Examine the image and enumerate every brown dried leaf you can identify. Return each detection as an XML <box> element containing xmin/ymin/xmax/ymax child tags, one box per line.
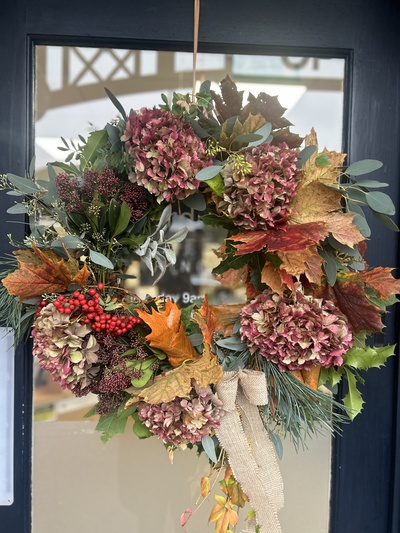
<box><xmin>357</xmin><ymin>267</ymin><xmax>400</xmax><ymax>299</ymax></box>
<box><xmin>302</xmin><ymin>129</ymin><xmax>346</xmax><ymax>186</ymax></box>
<box><xmin>2</xmin><ymin>244</ymin><xmax>83</xmax><ymax>301</ymax></box>
<box><xmin>242</xmin><ymin>92</ymin><xmax>291</xmax><ymax>129</ymax></box>
<box><xmin>139</xmin><ymin>344</ymin><xmax>223</xmax><ymax>404</ymax></box>
<box><xmin>261</xmin><ymin>261</ymin><xmax>285</xmax><ymax>295</ymax></box>
<box><xmin>211</xmin><ymin>76</ymin><xmax>244</xmax><ymax>123</ymax></box>
<box><xmin>219</xmin><ymin>113</ymin><xmax>266</xmax><ymax>149</ymax></box>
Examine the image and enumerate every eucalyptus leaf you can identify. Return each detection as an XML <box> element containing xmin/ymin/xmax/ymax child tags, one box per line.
<box><xmin>346</xmin><ymin>159</ymin><xmax>383</xmax><ymax>176</ymax></box>
<box><xmin>365</xmin><ymin>191</ymin><xmax>395</xmax><ymax>215</ymax></box>
<box><xmin>7</xmin><ymin>203</ymin><xmax>27</xmax><ymax>214</ymax></box>
<box><xmin>345</xmin><ymin>187</ymin><xmax>367</xmax><ymax>204</ymax></box>
<box><xmin>248</xmin><ymin>123</ymin><xmax>272</xmax><ymax>147</ymax></box>
<box><xmin>187</xmin><ymin>333</ymin><xmax>203</xmax><ymax>347</ymax></box>
<box><xmin>89</xmin><ymin>249</ymin><xmax>114</xmax><ymax>269</ymax></box>
<box><xmin>296</xmin><ymin>145</ymin><xmax>317</xmax><ymax>168</ymax></box>
<box><xmin>346</xmin><ymin>200</ymin><xmax>365</xmax><ymax>217</ymax></box>
<box><xmin>352</xmin><ymin>214</ymin><xmax>371</xmax><ymax>237</ymax></box>
<box><xmin>104</xmin><ymin>87</ymin><xmax>127</xmax><ymax>120</ymax></box>
<box><xmin>53</xmin><ymin>235</ymin><xmax>84</xmax><ymax>249</ymax></box>
<box><xmin>195</xmin><ymin>165</ymin><xmax>223</xmax><ymax>182</ymax></box>
<box><xmin>371</xmin><ymin>210</ymin><xmax>400</xmax><ymax>231</ymax></box>
<box><xmin>233</xmin><ymin>133</ymin><xmax>263</xmax><ymax>144</ymax></box>
<box><xmin>181</xmin><ymin>192</ymin><xmax>207</xmax><ymax>211</ymax></box>
<box><xmin>353</xmin><ymin>179</ymin><xmax>389</xmax><ymax>188</ymax></box>
<box><xmin>6</xmin><ymin>191</ymin><xmax>24</xmax><ymax>196</ymax></box>
<box><xmin>319</xmin><ymin>250</ymin><xmax>338</xmax><ymax>286</ymax></box>
<box><xmin>201</xmin><ymin>435</ymin><xmax>218</xmax><ymax>463</ymax></box>
<box><xmin>7</xmin><ymin>173</ymin><xmax>40</xmax><ymax>194</ymax></box>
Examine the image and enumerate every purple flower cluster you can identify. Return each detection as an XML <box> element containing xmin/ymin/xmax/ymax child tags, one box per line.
<box><xmin>240</xmin><ymin>287</ymin><xmax>353</xmax><ymax>371</ymax></box>
<box><xmin>32</xmin><ymin>303</ymin><xmax>99</xmax><ymax>393</ymax></box>
<box><xmin>219</xmin><ymin>142</ymin><xmax>301</xmax><ymax>230</ymax></box>
<box><xmin>55</xmin><ymin>168</ymin><xmax>148</xmax><ymax>222</ymax></box>
<box><xmin>137</xmin><ymin>383</ymin><xmax>223</xmax><ymax>448</ymax></box>
<box><xmin>123</xmin><ymin>107</ymin><xmax>211</xmax><ymax>203</ymax></box>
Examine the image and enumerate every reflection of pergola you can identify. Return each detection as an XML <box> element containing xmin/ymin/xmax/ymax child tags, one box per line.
<box><xmin>36</xmin><ymin>47</ymin><xmax>342</xmax><ymax>119</ymax></box>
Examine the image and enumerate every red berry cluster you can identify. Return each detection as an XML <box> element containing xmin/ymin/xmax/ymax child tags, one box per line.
<box><xmin>36</xmin><ymin>284</ymin><xmax>141</xmax><ymax>337</ymax></box>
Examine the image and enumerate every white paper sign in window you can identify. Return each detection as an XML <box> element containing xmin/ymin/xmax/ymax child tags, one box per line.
<box><xmin>0</xmin><ymin>328</ymin><xmax>14</xmax><ymax>505</ymax></box>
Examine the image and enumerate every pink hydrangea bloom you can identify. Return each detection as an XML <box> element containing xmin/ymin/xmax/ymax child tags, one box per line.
<box><xmin>137</xmin><ymin>383</ymin><xmax>223</xmax><ymax>448</ymax></box>
<box><xmin>123</xmin><ymin>107</ymin><xmax>211</xmax><ymax>203</ymax></box>
<box><xmin>32</xmin><ymin>303</ymin><xmax>99</xmax><ymax>394</ymax></box>
<box><xmin>218</xmin><ymin>142</ymin><xmax>301</xmax><ymax>230</ymax></box>
<box><xmin>240</xmin><ymin>286</ymin><xmax>353</xmax><ymax>371</ymax></box>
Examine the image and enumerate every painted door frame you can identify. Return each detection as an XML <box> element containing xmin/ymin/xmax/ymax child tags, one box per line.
<box><xmin>0</xmin><ymin>1</ymin><xmax>399</xmax><ymax>531</ymax></box>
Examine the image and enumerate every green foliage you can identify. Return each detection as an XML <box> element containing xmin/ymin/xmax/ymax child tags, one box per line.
<box><xmin>95</xmin><ymin>408</ymin><xmax>129</xmax><ymax>443</ymax></box>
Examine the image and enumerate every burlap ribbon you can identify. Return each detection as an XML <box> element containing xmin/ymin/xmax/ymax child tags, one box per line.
<box><xmin>215</xmin><ymin>370</ymin><xmax>284</xmax><ymax>533</ymax></box>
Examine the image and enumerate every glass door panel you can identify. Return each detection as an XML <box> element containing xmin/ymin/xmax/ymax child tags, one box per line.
<box><xmin>33</xmin><ymin>45</ymin><xmax>344</xmax><ymax>533</ymax></box>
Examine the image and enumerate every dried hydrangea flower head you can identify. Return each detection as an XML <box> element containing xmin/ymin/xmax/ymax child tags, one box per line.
<box><xmin>137</xmin><ymin>382</ymin><xmax>223</xmax><ymax>448</ymax></box>
<box><xmin>218</xmin><ymin>142</ymin><xmax>301</xmax><ymax>230</ymax></box>
<box><xmin>240</xmin><ymin>285</ymin><xmax>353</xmax><ymax>371</ymax></box>
<box><xmin>123</xmin><ymin>107</ymin><xmax>211</xmax><ymax>203</ymax></box>
<box><xmin>32</xmin><ymin>303</ymin><xmax>99</xmax><ymax>394</ymax></box>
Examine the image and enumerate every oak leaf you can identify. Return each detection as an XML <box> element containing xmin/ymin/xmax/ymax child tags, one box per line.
<box><xmin>2</xmin><ymin>244</ymin><xmax>89</xmax><ymax>301</ymax></box>
<box><xmin>193</xmin><ymin>299</ymin><xmax>243</xmax><ymax>340</ymax></box>
<box><xmin>135</xmin><ymin>299</ymin><xmax>199</xmax><ymax>368</ymax></box>
<box><xmin>139</xmin><ymin>344</ymin><xmax>223</xmax><ymax>404</ymax></box>
<box><xmin>229</xmin><ymin>222</ymin><xmax>328</xmax><ymax>255</ymax></box>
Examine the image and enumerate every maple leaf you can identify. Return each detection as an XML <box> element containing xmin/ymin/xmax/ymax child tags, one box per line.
<box><xmin>242</xmin><ymin>92</ymin><xmax>292</xmax><ymax>130</ymax></box>
<box><xmin>290</xmin><ymin>181</ymin><xmax>343</xmax><ymax>223</ymax></box>
<box><xmin>139</xmin><ymin>344</ymin><xmax>223</xmax><ymax>404</ymax></box>
<box><xmin>229</xmin><ymin>222</ymin><xmax>328</xmax><ymax>255</ymax></box>
<box><xmin>2</xmin><ymin>244</ymin><xmax>87</xmax><ymax>301</ymax></box>
<box><xmin>318</xmin><ymin>274</ymin><xmax>384</xmax><ymax>333</ymax></box>
<box><xmin>279</xmin><ymin>245</ymin><xmax>324</xmax><ymax>286</ymax></box>
<box><xmin>215</xmin><ymin>265</ymin><xmax>248</xmax><ymax>288</ymax></box>
<box><xmin>135</xmin><ymin>299</ymin><xmax>199</xmax><ymax>368</ymax></box>
<box><xmin>302</xmin><ymin>128</ymin><xmax>346</xmax><ymax>186</ymax></box>
<box><xmin>211</xmin><ymin>76</ymin><xmax>244</xmax><ymax>123</ymax></box>
<box><xmin>261</xmin><ymin>261</ymin><xmax>285</xmax><ymax>294</ymax></box>
<box><xmin>271</xmin><ymin>126</ymin><xmax>303</xmax><ymax>148</ymax></box>
<box><xmin>219</xmin><ymin>113</ymin><xmax>266</xmax><ymax>149</ymax></box>
<box><xmin>359</xmin><ymin>267</ymin><xmax>400</xmax><ymax>299</ymax></box>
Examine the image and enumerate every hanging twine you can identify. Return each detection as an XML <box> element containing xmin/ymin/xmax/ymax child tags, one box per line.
<box><xmin>215</xmin><ymin>370</ymin><xmax>284</xmax><ymax>533</ymax></box>
<box><xmin>192</xmin><ymin>0</ymin><xmax>200</xmax><ymax>99</ymax></box>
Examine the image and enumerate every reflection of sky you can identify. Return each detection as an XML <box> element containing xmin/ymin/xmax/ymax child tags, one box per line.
<box><xmin>35</xmin><ymin>50</ymin><xmax>344</xmax><ymax>169</ymax></box>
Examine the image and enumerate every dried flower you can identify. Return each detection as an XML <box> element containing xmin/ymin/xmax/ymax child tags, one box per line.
<box><xmin>218</xmin><ymin>142</ymin><xmax>301</xmax><ymax>230</ymax></box>
<box><xmin>137</xmin><ymin>382</ymin><xmax>223</xmax><ymax>448</ymax></box>
<box><xmin>123</xmin><ymin>107</ymin><xmax>211</xmax><ymax>203</ymax></box>
<box><xmin>32</xmin><ymin>303</ymin><xmax>99</xmax><ymax>393</ymax></box>
<box><xmin>240</xmin><ymin>286</ymin><xmax>353</xmax><ymax>371</ymax></box>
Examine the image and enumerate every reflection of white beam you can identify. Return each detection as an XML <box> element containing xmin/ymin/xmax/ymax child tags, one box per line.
<box><xmin>0</xmin><ymin>329</ymin><xmax>14</xmax><ymax>505</ymax></box>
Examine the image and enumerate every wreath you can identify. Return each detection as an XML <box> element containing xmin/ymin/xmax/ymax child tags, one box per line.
<box><xmin>1</xmin><ymin>76</ymin><xmax>399</xmax><ymax>532</ymax></box>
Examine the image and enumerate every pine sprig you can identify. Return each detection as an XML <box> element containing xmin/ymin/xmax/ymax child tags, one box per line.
<box><xmin>257</xmin><ymin>356</ymin><xmax>349</xmax><ymax>449</ymax></box>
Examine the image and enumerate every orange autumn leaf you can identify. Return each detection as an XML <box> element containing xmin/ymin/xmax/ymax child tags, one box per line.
<box><xmin>192</xmin><ymin>295</ymin><xmax>216</xmax><ymax>344</ymax></box>
<box><xmin>209</xmin><ymin>496</ymin><xmax>239</xmax><ymax>533</ymax></box>
<box><xmin>2</xmin><ymin>244</ymin><xmax>89</xmax><ymax>301</ymax></box>
<box><xmin>135</xmin><ymin>299</ymin><xmax>199</xmax><ymax>368</ymax></box>
<box><xmin>215</xmin><ymin>265</ymin><xmax>248</xmax><ymax>288</ymax></box>
<box><xmin>139</xmin><ymin>344</ymin><xmax>223</xmax><ymax>404</ymax></box>
<box><xmin>230</xmin><ymin>222</ymin><xmax>328</xmax><ymax>255</ymax></box>
<box><xmin>301</xmin><ymin>365</ymin><xmax>321</xmax><ymax>390</ymax></box>
<box><xmin>359</xmin><ymin>267</ymin><xmax>400</xmax><ymax>299</ymax></box>
<box><xmin>261</xmin><ymin>261</ymin><xmax>285</xmax><ymax>295</ymax></box>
